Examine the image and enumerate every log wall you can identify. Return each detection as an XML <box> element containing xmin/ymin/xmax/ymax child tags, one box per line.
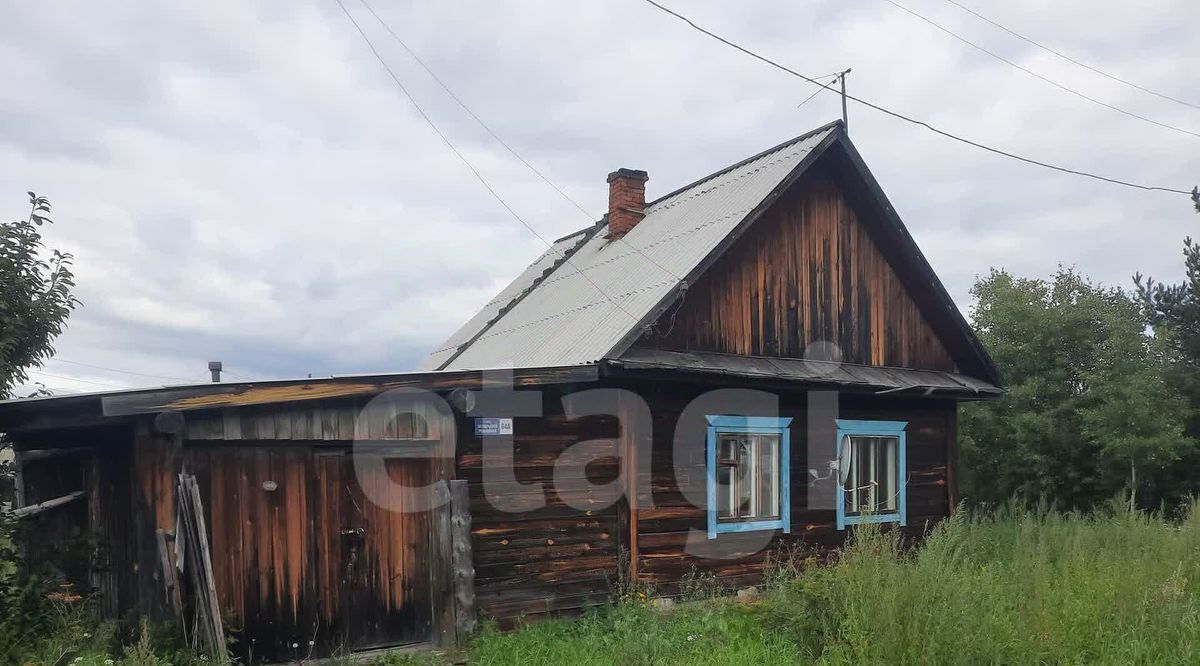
<box><xmin>631</xmin><ymin>382</ymin><xmax>955</xmax><ymax>593</ymax></box>
<box><xmin>456</xmin><ymin>387</ymin><xmax>621</xmax><ymax>626</ymax></box>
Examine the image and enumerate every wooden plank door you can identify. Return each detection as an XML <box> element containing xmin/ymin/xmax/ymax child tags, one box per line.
<box><xmin>194</xmin><ymin>446</ymin><xmax>434</xmax><ymax>661</ymax></box>
<box><xmin>326</xmin><ymin>451</ymin><xmax>433</xmax><ymax>651</ymax></box>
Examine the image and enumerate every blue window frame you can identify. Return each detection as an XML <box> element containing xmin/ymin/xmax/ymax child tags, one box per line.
<box><xmin>835</xmin><ymin>419</ymin><xmax>907</xmax><ymax>530</ymax></box>
<box><xmin>706</xmin><ymin>415</ymin><xmax>792</xmax><ymax>539</ymax></box>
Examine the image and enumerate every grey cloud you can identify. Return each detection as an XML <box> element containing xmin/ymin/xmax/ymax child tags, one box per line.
<box><xmin>1</xmin><ymin>0</ymin><xmax>1197</xmax><ymax>393</ymax></box>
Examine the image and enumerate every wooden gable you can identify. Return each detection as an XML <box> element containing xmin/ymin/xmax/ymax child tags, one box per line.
<box><xmin>636</xmin><ymin>159</ymin><xmax>958</xmax><ymax>374</ymax></box>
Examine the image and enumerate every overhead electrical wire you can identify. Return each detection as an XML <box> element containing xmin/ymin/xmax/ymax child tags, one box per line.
<box><xmin>881</xmin><ymin>0</ymin><xmax>1200</xmax><ymax>140</ymax></box>
<box><xmin>332</xmin><ymin>0</ymin><xmax>640</xmax><ymax>322</ymax></box>
<box><xmin>50</xmin><ymin>357</ymin><xmax>195</xmax><ymax>383</ymax></box>
<box><xmin>354</xmin><ymin>0</ymin><xmax>684</xmax><ymax>284</ymax></box>
<box><xmin>26</xmin><ymin>369</ymin><xmax>127</xmax><ymax>389</ymax></box>
<box><xmin>942</xmin><ymin>0</ymin><xmax>1200</xmax><ymax>112</ymax></box>
<box><xmin>641</xmin><ymin>0</ymin><xmax>1193</xmax><ymax>197</ymax></box>
<box><xmin>797</xmin><ymin>76</ymin><xmax>841</xmax><ymax>109</ymax></box>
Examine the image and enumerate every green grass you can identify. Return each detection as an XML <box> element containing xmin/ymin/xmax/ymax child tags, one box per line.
<box><xmin>451</xmin><ymin>502</ymin><xmax>1200</xmax><ymax>665</ymax></box>
<box><xmin>6</xmin><ymin>503</ymin><xmax>1198</xmax><ymax>664</ymax></box>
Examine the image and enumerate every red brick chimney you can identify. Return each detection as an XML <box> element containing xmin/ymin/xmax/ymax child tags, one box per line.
<box><xmin>606</xmin><ymin>168</ymin><xmax>649</xmax><ymax>239</ymax></box>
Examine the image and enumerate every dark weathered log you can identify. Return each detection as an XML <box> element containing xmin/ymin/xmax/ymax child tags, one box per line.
<box><xmin>450</xmin><ymin>479</ymin><xmax>476</xmax><ymax>640</ymax></box>
<box><xmin>13</xmin><ymin>448</ymin><xmax>85</xmax><ymax>464</ymax></box>
<box><xmin>10</xmin><ymin>490</ymin><xmax>84</xmax><ymax>518</ymax></box>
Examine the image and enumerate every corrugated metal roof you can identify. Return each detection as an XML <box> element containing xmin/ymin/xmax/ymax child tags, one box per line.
<box><xmin>418</xmin><ymin>227</ymin><xmax>594</xmax><ymax>370</ymax></box>
<box><xmin>610</xmin><ymin>349</ymin><xmax>1003</xmax><ymax>399</ymax></box>
<box><xmin>426</xmin><ymin>123</ymin><xmax>838</xmax><ymax>370</ymax></box>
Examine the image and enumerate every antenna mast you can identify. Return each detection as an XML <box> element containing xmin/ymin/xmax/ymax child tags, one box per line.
<box><xmin>839</xmin><ymin>68</ymin><xmax>852</xmax><ymax>132</ymax></box>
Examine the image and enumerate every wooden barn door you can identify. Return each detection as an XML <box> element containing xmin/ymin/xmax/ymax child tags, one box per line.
<box><xmin>319</xmin><ymin>450</ymin><xmax>434</xmax><ymax>651</ymax></box>
<box><xmin>192</xmin><ymin>446</ymin><xmax>435</xmax><ymax>662</ymax></box>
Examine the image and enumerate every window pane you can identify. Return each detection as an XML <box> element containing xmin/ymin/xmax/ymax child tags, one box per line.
<box><xmin>738</xmin><ymin>437</ymin><xmax>755</xmax><ymax>518</ymax></box>
<box><xmin>719</xmin><ymin>435</ymin><xmax>737</xmax><ymax>463</ymax></box>
<box><xmin>883</xmin><ymin>438</ymin><xmax>896</xmax><ymax>511</ymax></box>
<box><xmin>757</xmin><ymin>435</ymin><xmax>779</xmax><ymax>518</ymax></box>
<box><xmin>844</xmin><ymin>435</ymin><xmax>899</xmax><ymax>516</ymax></box>
<box><xmin>717</xmin><ymin>465</ymin><xmax>734</xmax><ymax>518</ymax></box>
<box><xmin>714</xmin><ymin>430</ymin><xmax>785</xmax><ymax>524</ymax></box>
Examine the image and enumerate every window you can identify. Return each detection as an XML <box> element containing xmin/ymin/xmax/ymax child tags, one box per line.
<box><xmin>835</xmin><ymin>420</ymin><xmax>907</xmax><ymax>529</ymax></box>
<box><xmin>706</xmin><ymin>416</ymin><xmax>792</xmax><ymax>539</ymax></box>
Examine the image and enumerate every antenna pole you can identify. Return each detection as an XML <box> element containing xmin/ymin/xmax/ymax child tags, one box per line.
<box><xmin>839</xmin><ymin>68</ymin><xmax>852</xmax><ymax>132</ymax></box>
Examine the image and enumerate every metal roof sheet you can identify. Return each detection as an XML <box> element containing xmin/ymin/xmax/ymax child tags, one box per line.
<box><xmin>426</xmin><ymin>124</ymin><xmax>837</xmax><ymax>370</ymax></box>
<box><xmin>418</xmin><ymin>228</ymin><xmax>593</xmax><ymax>370</ymax></box>
<box><xmin>610</xmin><ymin>349</ymin><xmax>1003</xmax><ymax>399</ymax></box>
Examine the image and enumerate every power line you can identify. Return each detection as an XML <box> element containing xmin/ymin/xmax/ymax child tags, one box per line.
<box><xmin>13</xmin><ymin>383</ymin><xmax>83</xmax><ymax>397</ymax></box>
<box><xmin>26</xmin><ymin>369</ymin><xmax>127</xmax><ymax>389</ymax></box>
<box><xmin>882</xmin><ymin>0</ymin><xmax>1200</xmax><ymax>140</ymax></box>
<box><xmin>797</xmin><ymin>76</ymin><xmax>840</xmax><ymax>110</ymax></box>
<box><xmin>355</xmin><ymin>0</ymin><xmax>684</xmax><ymax>284</ymax></box>
<box><xmin>943</xmin><ymin>0</ymin><xmax>1200</xmax><ymax>112</ymax></box>
<box><xmin>332</xmin><ymin>0</ymin><xmax>640</xmax><ymax>322</ymax></box>
<box><xmin>641</xmin><ymin>0</ymin><xmax>1193</xmax><ymax>197</ymax></box>
<box><xmin>50</xmin><ymin>357</ymin><xmax>195</xmax><ymax>383</ymax></box>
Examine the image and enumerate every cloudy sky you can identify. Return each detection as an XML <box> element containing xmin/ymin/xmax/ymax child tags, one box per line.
<box><xmin>2</xmin><ymin>0</ymin><xmax>1196</xmax><ymax>394</ymax></box>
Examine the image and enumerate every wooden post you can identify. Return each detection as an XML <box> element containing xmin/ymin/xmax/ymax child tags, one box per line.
<box><xmin>946</xmin><ymin>404</ymin><xmax>959</xmax><ymax>514</ymax></box>
<box><xmin>618</xmin><ymin>393</ymin><xmax>639</xmax><ymax>581</ymax></box>
<box><xmin>12</xmin><ymin>449</ymin><xmax>26</xmax><ymax>510</ymax></box>
<box><xmin>839</xmin><ymin>69</ymin><xmax>851</xmax><ymax>132</ymax></box>
<box><xmin>429</xmin><ymin>480</ymin><xmax>455</xmax><ymax>647</ymax></box>
<box><xmin>449</xmin><ymin>479</ymin><xmax>475</xmax><ymax>639</ymax></box>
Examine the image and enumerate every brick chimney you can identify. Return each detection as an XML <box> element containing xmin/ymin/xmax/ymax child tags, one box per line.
<box><xmin>606</xmin><ymin>168</ymin><xmax>649</xmax><ymax>239</ymax></box>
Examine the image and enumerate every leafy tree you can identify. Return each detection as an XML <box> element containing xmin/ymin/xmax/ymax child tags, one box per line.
<box><xmin>0</xmin><ymin>193</ymin><xmax>79</xmax><ymax>399</ymax></box>
<box><xmin>1136</xmin><ymin>237</ymin><xmax>1200</xmax><ymax>508</ymax></box>
<box><xmin>960</xmin><ymin>267</ymin><xmax>1194</xmax><ymax>511</ymax></box>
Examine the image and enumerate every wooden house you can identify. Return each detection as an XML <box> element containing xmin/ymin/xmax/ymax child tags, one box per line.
<box><xmin>0</xmin><ymin>120</ymin><xmax>1002</xmax><ymax>661</ymax></box>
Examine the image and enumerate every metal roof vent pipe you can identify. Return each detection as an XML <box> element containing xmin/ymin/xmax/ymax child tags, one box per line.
<box><xmin>208</xmin><ymin>361</ymin><xmax>223</xmax><ymax>383</ymax></box>
<box><xmin>605</xmin><ymin>168</ymin><xmax>648</xmax><ymax>240</ymax></box>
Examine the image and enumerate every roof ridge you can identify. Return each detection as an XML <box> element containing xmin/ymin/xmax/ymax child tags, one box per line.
<box><xmin>644</xmin><ymin>119</ymin><xmax>843</xmax><ymax>209</ymax></box>
<box><xmin>542</xmin><ymin>121</ymin><xmax>841</xmax><ymax>247</ymax></box>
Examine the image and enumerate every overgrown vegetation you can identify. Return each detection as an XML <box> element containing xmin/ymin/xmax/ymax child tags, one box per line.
<box><xmin>455</xmin><ymin>504</ymin><xmax>1200</xmax><ymax>665</ymax></box>
<box><xmin>961</xmin><ymin>265</ymin><xmax>1199</xmax><ymax>512</ymax></box>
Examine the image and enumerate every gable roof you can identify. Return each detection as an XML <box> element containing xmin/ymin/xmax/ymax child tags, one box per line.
<box><xmin>423</xmin><ymin>121</ymin><xmax>1001</xmax><ymax>386</ymax></box>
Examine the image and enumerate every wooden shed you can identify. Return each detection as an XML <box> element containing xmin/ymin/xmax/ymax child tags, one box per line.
<box><xmin>0</xmin><ymin>121</ymin><xmax>1002</xmax><ymax>661</ymax></box>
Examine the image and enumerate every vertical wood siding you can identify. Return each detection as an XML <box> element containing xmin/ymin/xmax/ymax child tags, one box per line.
<box><xmin>650</xmin><ymin>177</ymin><xmax>955</xmax><ymax>372</ymax></box>
<box><xmin>189</xmin><ymin>445</ymin><xmax>434</xmax><ymax>661</ymax></box>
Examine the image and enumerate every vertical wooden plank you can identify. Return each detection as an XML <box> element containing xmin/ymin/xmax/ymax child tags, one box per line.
<box><xmin>253</xmin><ymin>410</ymin><xmax>276</xmax><ymax>440</ymax></box>
<box><xmin>222</xmin><ymin>408</ymin><xmax>241</xmax><ymax>441</ymax></box>
<box><xmin>338</xmin><ymin>404</ymin><xmax>357</xmax><ymax>441</ymax></box>
<box><xmin>290</xmin><ymin>407</ymin><xmax>312</xmax><ymax>441</ymax></box>
<box><xmin>449</xmin><ymin>479</ymin><xmax>475</xmax><ymax>639</ymax></box>
<box><xmin>274</xmin><ymin>409</ymin><xmax>293</xmax><ymax>441</ymax></box>
<box><xmin>320</xmin><ymin>404</ymin><xmax>338</xmax><ymax>441</ymax></box>
<box><xmin>178</xmin><ymin>473</ymin><xmax>228</xmax><ymax>662</ymax></box>
<box><xmin>156</xmin><ymin>529</ymin><xmax>183</xmax><ymax>621</ymax></box>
